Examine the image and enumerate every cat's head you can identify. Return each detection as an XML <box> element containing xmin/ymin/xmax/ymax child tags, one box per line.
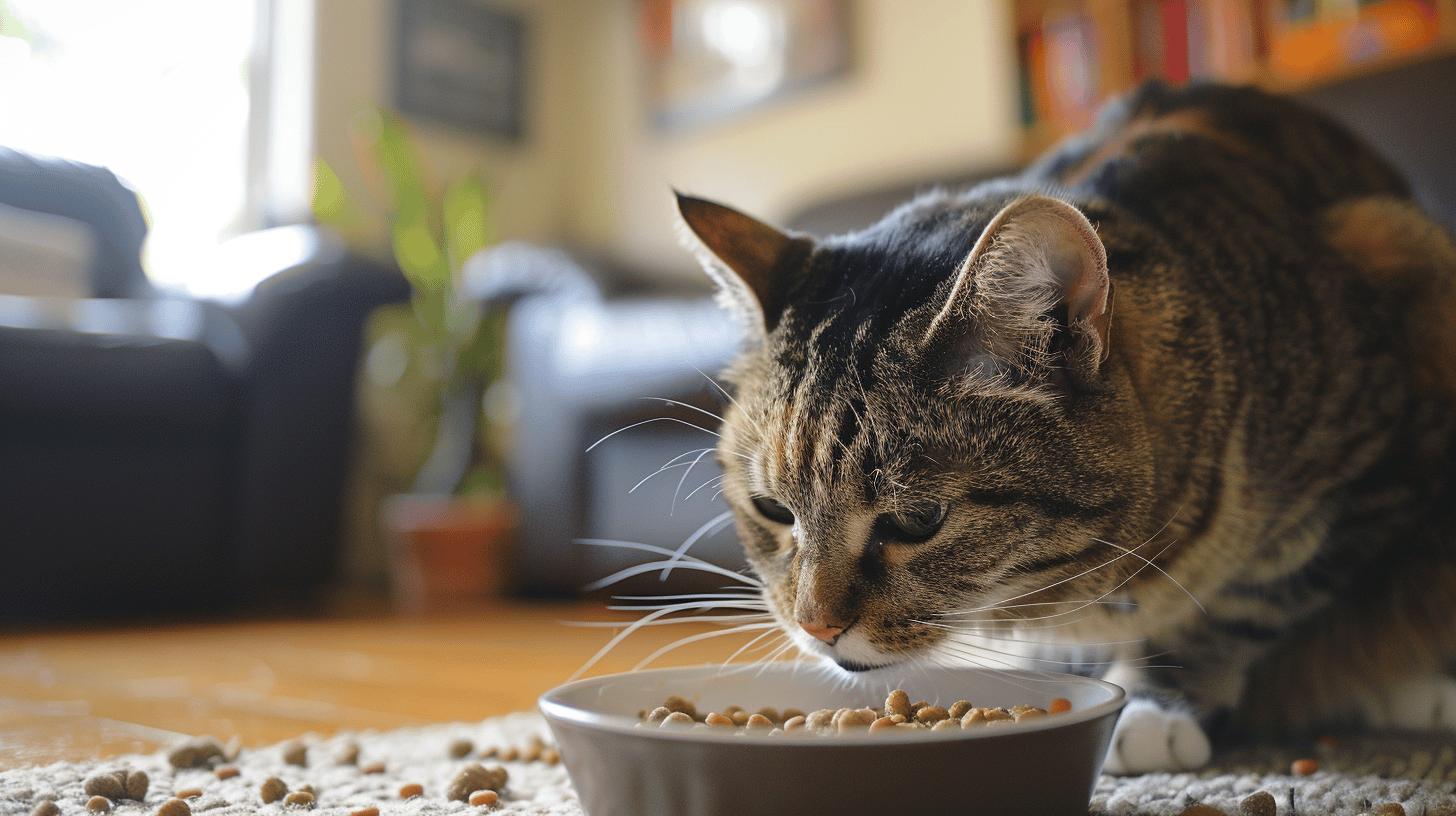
<box><xmin>677</xmin><ymin>188</ymin><xmax>1156</xmax><ymax>673</ymax></box>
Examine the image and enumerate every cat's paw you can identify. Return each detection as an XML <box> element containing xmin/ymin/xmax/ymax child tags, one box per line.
<box><xmin>1102</xmin><ymin>698</ymin><xmax>1212</xmax><ymax>775</ymax></box>
<box><xmin>1361</xmin><ymin>674</ymin><xmax>1456</xmax><ymax>730</ymax></box>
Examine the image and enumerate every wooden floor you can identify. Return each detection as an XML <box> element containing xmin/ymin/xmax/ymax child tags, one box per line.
<box><xmin>0</xmin><ymin>602</ymin><xmax>767</xmax><ymax>769</ymax></box>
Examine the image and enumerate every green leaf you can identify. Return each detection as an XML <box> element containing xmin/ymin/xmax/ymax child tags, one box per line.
<box><xmin>311</xmin><ymin>158</ymin><xmax>359</xmax><ymax>227</ymax></box>
<box><xmin>443</xmin><ymin>173</ymin><xmax>491</xmax><ymax>272</ymax></box>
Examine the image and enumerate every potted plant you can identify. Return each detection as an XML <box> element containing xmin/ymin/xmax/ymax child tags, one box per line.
<box><xmin>315</xmin><ymin>111</ymin><xmax>515</xmax><ymax>611</ymax></box>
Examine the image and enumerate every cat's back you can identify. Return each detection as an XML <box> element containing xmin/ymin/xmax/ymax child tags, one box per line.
<box><xmin>1032</xmin><ymin>81</ymin><xmax>1409</xmax><ymax>215</ymax></box>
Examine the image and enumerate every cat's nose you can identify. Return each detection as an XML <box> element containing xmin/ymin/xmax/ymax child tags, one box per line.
<box><xmin>798</xmin><ymin>618</ymin><xmax>847</xmax><ymax>644</ymax></box>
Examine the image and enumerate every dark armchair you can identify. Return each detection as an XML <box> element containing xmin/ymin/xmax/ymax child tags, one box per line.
<box><xmin>0</xmin><ymin>148</ymin><xmax>408</xmax><ymax>623</ymax></box>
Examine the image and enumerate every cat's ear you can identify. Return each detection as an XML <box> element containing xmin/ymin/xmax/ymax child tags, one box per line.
<box><xmin>675</xmin><ymin>191</ymin><xmax>810</xmax><ymax>339</ymax></box>
<box><xmin>922</xmin><ymin>194</ymin><xmax>1112</xmax><ymax>387</ymax></box>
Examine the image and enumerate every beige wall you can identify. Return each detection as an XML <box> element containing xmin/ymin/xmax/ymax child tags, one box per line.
<box><xmin>312</xmin><ymin>0</ymin><xmax>575</xmax><ymax>253</ymax></box>
<box><xmin>310</xmin><ymin>0</ymin><xmax>1018</xmax><ymax>278</ymax></box>
<box><xmin>566</xmin><ymin>0</ymin><xmax>1021</xmax><ymax>278</ymax></box>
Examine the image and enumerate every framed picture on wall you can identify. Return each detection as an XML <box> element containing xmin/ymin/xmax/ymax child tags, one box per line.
<box><xmin>393</xmin><ymin>0</ymin><xmax>526</xmax><ymax>141</ymax></box>
<box><xmin>642</xmin><ymin>0</ymin><xmax>853</xmax><ymax>131</ymax></box>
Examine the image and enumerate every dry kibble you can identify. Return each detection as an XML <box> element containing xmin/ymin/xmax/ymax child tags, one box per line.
<box><xmin>1291</xmin><ymin>757</ymin><xmax>1320</xmax><ymax>776</ymax></box>
<box><xmin>282</xmin><ymin>741</ymin><xmax>308</xmax><ymax>767</ymax></box>
<box><xmin>123</xmin><ymin>770</ymin><xmax>150</xmax><ymax>801</ymax></box>
<box><xmin>1177</xmin><ymin>806</ymin><xmax>1225</xmax><ymax>816</ymax></box>
<box><xmin>541</xmin><ymin>747</ymin><xmax>560</xmax><ymax>765</ymax></box>
<box><xmin>837</xmin><ymin>708</ymin><xmax>877</xmax><ymax>732</ymax></box>
<box><xmin>722</xmin><ymin>705</ymin><xmax>743</xmax><ymax>716</ymax></box>
<box><xmin>350</xmin><ymin>809</ymin><xmax>380</xmax><ymax>816</ymax></box>
<box><xmin>909</xmin><ymin>700</ymin><xmax>930</xmax><ymax>716</ymax></box>
<box><xmin>361</xmin><ymin>761</ymin><xmax>386</xmax><ymax>775</ymax></box>
<box><xmin>175</xmin><ymin>788</ymin><xmax>202</xmax><ymax>800</ymax></box>
<box><xmin>469</xmin><ymin>789</ymin><xmax>501</xmax><ymax>808</ymax></box>
<box><xmin>782</xmin><ymin>708</ymin><xmax>804</xmax><ymax>721</ymax></box>
<box><xmin>868</xmin><ymin>715</ymin><xmax>898</xmax><ymax>733</ymax></box>
<box><xmin>1014</xmin><ymin>707</ymin><xmax>1048</xmax><ymax>721</ymax></box>
<box><xmin>167</xmin><ymin>737</ymin><xmax>225</xmax><ymax>770</ymax></box>
<box><xmin>930</xmin><ymin>718</ymin><xmax>960</xmax><ymax>731</ymax></box>
<box><xmin>783</xmin><ymin>715</ymin><xmax>807</xmax><ymax>732</ymax></box>
<box><xmin>1049</xmin><ymin>697</ymin><xmax>1073</xmax><ymax>714</ymax></box>
<box><xmin>156</xmin><ymin>798</ymin><xmax>191</xmax><ymax>816</ymax></box>
<box><xmin>1373</xmin><ymin>805</ymin><xmax>1406</xmax><ymax>816</ymax></box>
<box><xmin>745</xmin><ymin>713</ymin><xmax>774</xmax><ymax>731</ymax></box>
<box><xmin>297</xmin><ymin>785</ymin><xmax>316</xmax><ymax>795</ymax></box>
<box><xmin>645</xmin><ymin>706</ymin><xmax>672</xmax><ymax>724</ymax></box>
<box><xmin>215</xmin><ymin>766</ymin><xmax>240</xmax><ymax>780</ymax></box>
<box><xmin>87</xmin><ymin>796</ymin><xmax>112</xmax><ymax>813</ymax></box>
<box><xmin>398</xmin><ymin>783</ymin><xmax>425</xmax><ymax>799</ymax></box>
<box><xmin>663</xmin><ymin>695</ymin><xmax>697</xmax><ymax>719</ymax></box>
<box><xmin>525</xmin><ymin>736</ymin><xmax>547</xmax><ymax>760</ymax></box>
<box><xmin>1239</xmin><ymin>791</ymin><xmax>1277</xmax><ymax>816</ymax></box>
<box><xmin>660</xmin><ymin>711</ymin><xmax>696</xmax><ymax>729</ymax></box>
<box><xmin>914</xmin><ymin>705</ymin><xmax>949</xmax><ymax>724</ymax></box>
<box><xmin>283</xmin><ymin>791</ymin><xmax>315</xmax><ymax>809</ymax></box>
<box><xmin>498</xmin><ymin>746</ymin><xmax>519</xmax><ymax>761</ymax></box>
<box><xmin>480</xmin><ymin>745</ymin><xmax>498</xmax><ymax>758</ymax></box>
<box><xmin>447</xmin><ymin>763</ymin><xmax>509</xmax><ymax>801</ymax></box>
<box><xmin>805</xmin><ymin>709</ymin><xmax>835</xmax><ymax>733</ymax></box>
<box><xmin>449</xmin><ymin>738</ymin><xmax>475</xmax><ymax>759</ymax></box>
<box><xmin>885</xmin><ymin>690</ymin><xmax>911</xmax><ymax>719</ymax></box>
<box><xmin>260</xmin><ymin>777</ymin><xmax>288</xmax><ymax>804</ymax></box>
<box><xmin>755</xmin><ymin>707</ymin><xmax>780</xmax><ymax>723</ymax></box>
<box><xmin>336</xmin><ymin>741</ymin><xmax>360</xmax><ymax>765</ymax></box>
<box><xmin>31</xmin><ymin>802</ymin><xmax>60</xmax><ymax>816</ymax></box>
<box><xmin>730</xmin><ymin>710</ymin><xmax>750</xmax><ymax>726</ymax></box>
<box><xmin>947</xmin><ymin>700</ymin><xmax>973</xmax><ymax>719</ymax></box>
<box><xmin>83</xmin><ymin>774</ymin><xmax>125</xmax><ymax>801</ymax></box>
<box><xmin>705</xmin><ymin>712</ymin><xmax>735</xmax><ymax>727</ymax></box>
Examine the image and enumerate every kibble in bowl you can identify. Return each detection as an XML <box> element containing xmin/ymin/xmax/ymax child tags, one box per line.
<box><xmin>540</xmin><ymin>664</ymin><xmax>1124</xmax><ymax>816</ymax></box>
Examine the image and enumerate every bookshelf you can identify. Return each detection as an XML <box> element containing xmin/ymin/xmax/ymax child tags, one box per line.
<box><xmin>1015</xmin><ymin>0</ymin><xmax>1456</xmax><ymax>155</ymax></box>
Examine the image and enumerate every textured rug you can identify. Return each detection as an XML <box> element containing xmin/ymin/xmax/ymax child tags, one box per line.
<box><xmin>3</xmin><ymin>712</ymin><xmax>1455</xmax><ymax>815</ymax></box>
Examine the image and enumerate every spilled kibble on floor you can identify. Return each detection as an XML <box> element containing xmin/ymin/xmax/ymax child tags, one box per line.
<box><xmin>214</xmin><ymin>766</ymin><xmax>240</xmax><ymax>780</ymax></box>
<box><xmin>469</xmin><ymin>789</ymin><xmax>501</xmax><ymax>807</ymax></box>
<box><xmin>635</xmin><ymin>689</ymin><xmax>1071</xmax><ymax>736</ymax></box>
<box><xmin>449</xmin><ymin>737</ymin><xmax>474</xmax><ymax>759</ymax></box>
<box><xmin>173</xmin><ymin>788</ymin><xmax>202</xmax><ymax>800</ymax></box>
<box><xmin>259</xmin><ymin>776</ymin><xmax>288</xmax><ymax>804</ymax></box>
<box><xmin>348</xmin><ymin>808</ymin><xmax>379</xmax><ymax>816</ymax></box>
<box><xmin>1238</xmin><ymin>790</ymin><xmax>1277</xmax><ymax>816</ymax></box>
<box><xmin>1291</xmin><ymin>757</ymin><xmax>1320</xmax><ymax>776</ymax></box>
<box><xmin>398</xmin><ymin>783</ymin><xmax>425</xmax><ymax>799</ymax></box>
<box><xmin>282</xmin><ymin>741</ymin><xmax>308</xmax><ymax>767</ymax></box>
<box><xmin>30</xmin><ymin>802</ymin><xmax>59</xmax><ymax>816</ymax></box>
<box><xmin>283</xmin><ymin>790</ymin><xmax>316</xmax><ymax>808</ymax></box>
<box><xmin>85</xmin><ymin>796</ymin><xmax>111</xmax><ymax>813</ymax></box>
<box><xmin>167</xmin><ymin>738</ymin><xmax>225</xmax><ymax>770</ymax></box>
<box><xmin>155</xmin><ymin>797</ymin><xmax>190</xmax><ymax>816</ymax></box>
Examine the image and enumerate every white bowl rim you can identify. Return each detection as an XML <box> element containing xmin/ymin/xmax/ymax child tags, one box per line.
<box><xmin>538</xmin><ymin>664</ymin><xmax>1127</xmax><ymax>746</ymax></box>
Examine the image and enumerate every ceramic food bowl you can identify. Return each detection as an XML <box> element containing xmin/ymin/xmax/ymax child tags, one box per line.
<box><xmin>540</xmin><ymin>663</ymin><xmax>1125</xmax><ymax>816</ymax></box>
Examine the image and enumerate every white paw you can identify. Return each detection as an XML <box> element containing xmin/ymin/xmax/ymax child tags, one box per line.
<box><xmin>1102</xmin><ymin>698</ymin><xmax>1212</xmax><ymax>774</ymax></box>
<box><xmin>1361</xmin><ymin>674</ymin><xmax>1456</xmax><ymax>730</ymax></box>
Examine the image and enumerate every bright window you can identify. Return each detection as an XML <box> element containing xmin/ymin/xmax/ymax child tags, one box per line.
<box><xmin>0</xmin><ymin>0</ymin><xmax>259</xmax><ymax>290</ymax></box>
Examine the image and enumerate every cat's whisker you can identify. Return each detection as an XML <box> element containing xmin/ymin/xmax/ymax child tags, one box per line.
<box><xmin>719</xmin><ymin>625</ymin><xmax>784</xmax><ymax>668</ymax></box>
<box><xmin>631</xmin><ymin>622</ymin><xmax>781</xmax><ymax>672</ymax></box>
<box><xmin>938</xmin><ymin>508</ymin><xmax>1181</xmax><ymax>619</ymax></box>
<box><xmin>613</xmin><ymin>591</ymin><xmax>763</xmax><ymax>602</ymax></box>
<box><xmin>1089</xmin><ymin>535</ymin><xmax>1206</xmax><ymax>614</ymax></box>
<box><xmin>585</xmin><ymin>416</ymin><xmax>720</xmax><ymax>454</ymax></box>
<box><xmin>564</xmin><ymin>613</ymin><xmax>773</xmax><ymax>629</ymax></box>
<box><xmin>941</xmin><ymin>537</ymin><xmax>1180</xmax><ymax>627</ymax></box>
<box><xmin>683</xmin><ymin>473</ymin><xmax>728</xmax><ymax>502</ymax></box>
<box><xmin>656</xmin><ymin>510</ymin><xmax>735</xmax><ymax>581</ymax></box>
<box><xmin>691</xmin><ymin>365</ymin><xmax>768</xmax><ymax>438</ymax></box>
<box><xmin>912</xmin><ymin>618</ymin><xmax>1146</xmax><ymax>649</ymax></box>
<box><xmin>629</xmin><ymin>447</ymin><xmax>716</xmax><ymax>494</ymax></box>
<box><xmin>582</xmin><ymin>558</ymin><xmax>761</xmax><ymax>592</ymax></box>
<box><xmin>669</xmin><ymin>448</ymin><xmax>716</xmax><ymax>515</ymax></box>
<box><xmin>568</xmin><ymin>599</ymin><xmax>760</xmax><ymax>680</ymax></box>
<box><xmin>941</xmin><ymin>632</ymin><xmax>1171</xmax><ymax>668</ymax></box>
<box><xmin>642</xmin><ymin>396</ymin><xmax>728</xmax><ymax>427</ymax></box>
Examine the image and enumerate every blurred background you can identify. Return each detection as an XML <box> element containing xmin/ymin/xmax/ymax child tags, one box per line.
<box><xmin>2</xmin><ymin>0</ymin><xmax>1454</xmax><ymax>627</ymax></box>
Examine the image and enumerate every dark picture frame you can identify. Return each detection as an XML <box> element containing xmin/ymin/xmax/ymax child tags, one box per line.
<box><xmin>392</xmin><ymin>0</ymin><xmax>527</xmax><ymax>141</ymax></box>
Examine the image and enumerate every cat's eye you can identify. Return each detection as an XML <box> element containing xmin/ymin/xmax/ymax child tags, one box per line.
<box><xmin>751</xmin><ymin>495</ymin><xmax>796</xmax><ymax>525</ymax></box>
<box><xmin>877</xmin><ymin>502</ymin><xmax>948</xmax><ymax>543</ymax></box>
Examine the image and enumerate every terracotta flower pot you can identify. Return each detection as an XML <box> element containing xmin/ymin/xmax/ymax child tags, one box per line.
<box><xmin>382</xmin><ymin>494</ymin><xmax>516</xmax><ymax>613</ymax></box>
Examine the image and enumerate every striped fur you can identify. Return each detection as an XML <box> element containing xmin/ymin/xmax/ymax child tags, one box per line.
<box><xmin>681</xmin><ymin>81</ymin><xmax>1456</xmax><ymax>740</ymax></box>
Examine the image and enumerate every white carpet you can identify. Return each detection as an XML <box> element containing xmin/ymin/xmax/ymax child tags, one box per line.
<box><xmin>3</xmin><ymin>713</ymin><xmax>1455</xmax><ymax>815</ymax></box>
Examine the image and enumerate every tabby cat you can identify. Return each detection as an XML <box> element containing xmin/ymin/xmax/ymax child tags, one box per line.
<box><xmin>674</xmin><ymin>82</ymin><xmax>1456</xmax><ymax>772</ymax></box>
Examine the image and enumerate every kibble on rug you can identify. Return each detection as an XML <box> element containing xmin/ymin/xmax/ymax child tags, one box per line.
<box><xmin>2</xmin><ymin>713</ymin><xmax>1455</xmax><ymax>815</ymax></box>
